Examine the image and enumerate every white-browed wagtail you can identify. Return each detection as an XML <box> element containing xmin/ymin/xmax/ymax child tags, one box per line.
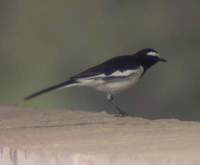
<box><xmin>25</xmin><ymin>48</ymin><xmax>167</xmax><ymax>116</ymax></box>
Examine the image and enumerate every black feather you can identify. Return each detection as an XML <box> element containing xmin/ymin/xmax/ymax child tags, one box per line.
<box><xmin>24</xmin><ymin>79</ymin><xmax>75</xmax><ymax>101</ymax></box>
<box><xmin>72</xmin><ymin>55</ymin><xmax>140</xmax><ymax>79</ymax></box>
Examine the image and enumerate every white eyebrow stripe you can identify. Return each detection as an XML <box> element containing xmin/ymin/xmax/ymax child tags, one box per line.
<box><xmin>146</xmin><ymin>51</ymin><xmax>160</xmax><ymax>57</ymax></box>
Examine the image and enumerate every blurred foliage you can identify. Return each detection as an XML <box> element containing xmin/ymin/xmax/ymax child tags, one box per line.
<box><xmin>0</xmin><ymin>0</ymin><xmax>199</xmax><ymax>120</ymax></box>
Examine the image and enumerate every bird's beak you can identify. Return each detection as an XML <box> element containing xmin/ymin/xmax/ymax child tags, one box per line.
<box><xmin>159</xmin><ymin>57</ymin><xmax>167</xmax><ymax>63</ymax></box>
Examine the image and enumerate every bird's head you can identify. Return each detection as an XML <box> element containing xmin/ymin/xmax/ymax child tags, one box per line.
<box><xmin>135</xmin><ymin>48</ymin><xmax>167</xmax><ymax>70</ymax></box>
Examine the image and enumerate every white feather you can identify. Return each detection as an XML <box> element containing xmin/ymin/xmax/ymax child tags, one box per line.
<box><xmin>110</xmin><ymin>70</ymin><xmax>137</xmax><ymax>77</ymax></box>
<box><xmin>77</xmin><ymin>74</ymin><xmax>106</xmax><ymax>83</ymax></box>
<box><xmin>76</xmin><ymin>68</ymin><xmax>142</xmax><ymax>90</ymax></box>
<box><xmin>96</xmin><ymin>66</ymin><xmax>144</xmax><ymax>93</ymax></box>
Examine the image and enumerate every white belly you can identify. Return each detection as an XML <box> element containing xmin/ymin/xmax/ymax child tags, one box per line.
<box><xmin>96</xmin><ymin>74</ymin><xmax>140</xmax><ymax>93</ymax></box>
<box><xmin>77</xmin><ymin>66</ymin><xmax>144</xmax><ymax>93</ymax></box>
<box><xmin>95</xmin><ymin>67</ymin><xmax>144</xmax><ymax>93</ymax></box>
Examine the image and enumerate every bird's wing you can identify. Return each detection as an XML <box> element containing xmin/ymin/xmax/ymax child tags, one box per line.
<box><xmin>71</xmin><ymin>55</ymin><xmax>141</xmax><ymax>80</ymax></box>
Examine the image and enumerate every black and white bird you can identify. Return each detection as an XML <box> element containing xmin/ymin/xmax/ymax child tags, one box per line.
<box><xmin>25</xmin><ymin>48</ymin><xmax>167</xmax><ymax>116</ymax></box>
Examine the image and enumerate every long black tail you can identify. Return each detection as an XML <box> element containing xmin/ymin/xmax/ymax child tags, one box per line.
<box><xmin>24</xmin><ymin>79</ymin><xmax>76</xmax><ymax>101</ymax></box>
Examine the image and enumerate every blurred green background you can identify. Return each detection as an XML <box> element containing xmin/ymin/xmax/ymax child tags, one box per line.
<box><xmin>0</xmin><ymin>0</ymin><xmax>199</xmax><ymax>120</ymax></box>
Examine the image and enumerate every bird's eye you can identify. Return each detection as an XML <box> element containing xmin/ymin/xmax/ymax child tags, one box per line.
<box><xmin>146</xmin><ymin>51</ymin><xmax>159</xmax><ymax>57</ymax></box>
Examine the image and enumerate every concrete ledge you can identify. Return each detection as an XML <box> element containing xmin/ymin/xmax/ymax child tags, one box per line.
<box><xmin>0</xmin><ymin>107</ymin><xmax>200</xmax><ymax>165</ymax></box>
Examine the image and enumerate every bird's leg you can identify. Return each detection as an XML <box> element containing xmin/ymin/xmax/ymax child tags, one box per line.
<box><xmin>106</xmin><ymin>93</ymin><xmax>128</xmax><ymax>117</ymax></box>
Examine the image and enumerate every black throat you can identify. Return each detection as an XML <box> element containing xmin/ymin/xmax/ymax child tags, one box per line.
<box><xmin>141</xmin><ymin>60</ymin><xmax>157</xmax><ymax>72</ymax></box>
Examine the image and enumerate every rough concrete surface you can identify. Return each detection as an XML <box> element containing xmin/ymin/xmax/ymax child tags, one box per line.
<box><xmin>0</xmin><ymin>106</ymin><xmax>200</xmax><ymax>165</ymax></box>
